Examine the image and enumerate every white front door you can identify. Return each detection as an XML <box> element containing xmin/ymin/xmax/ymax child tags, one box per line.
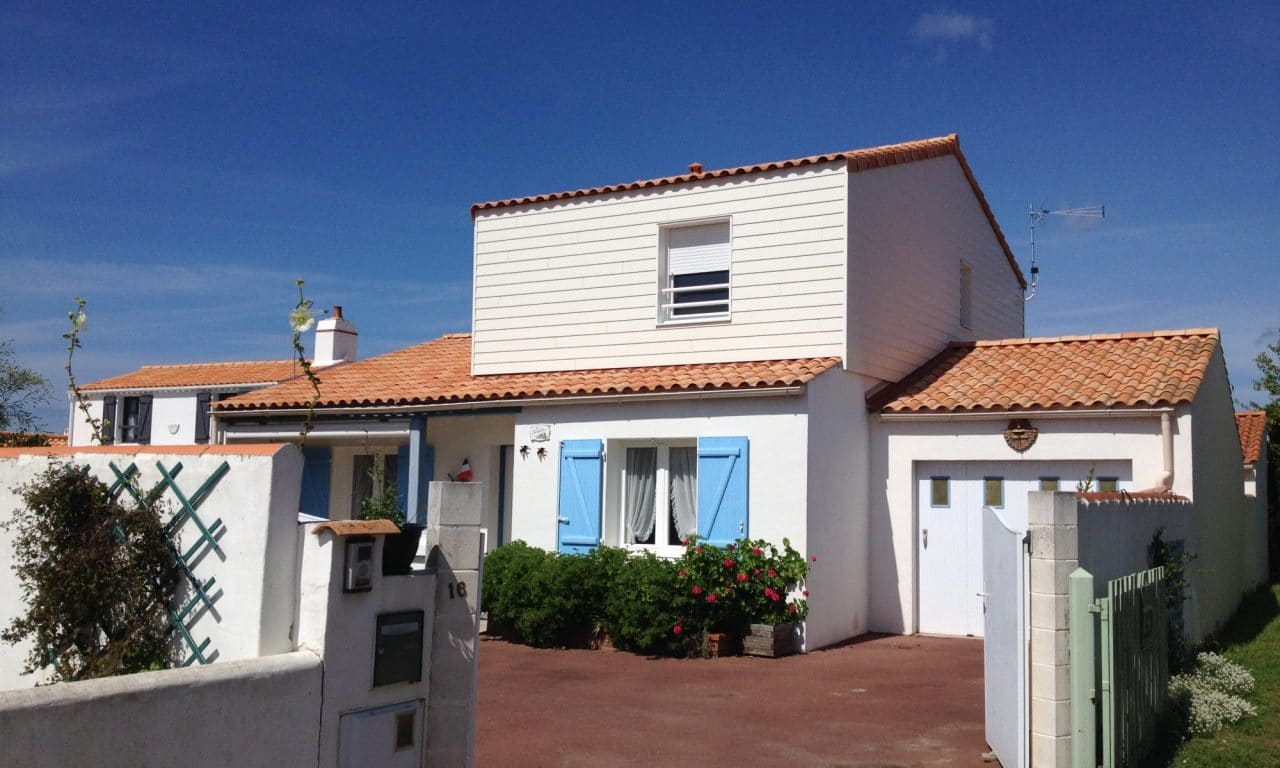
<box><xmin>918</xmin><ymin>462</ymin><xmax>983</xmax><ymax>635</ymax></box>
<box><xmin>917</xmin><ymin>459</ymin><xmax>1131</xmax><ymax>637</ymax></box>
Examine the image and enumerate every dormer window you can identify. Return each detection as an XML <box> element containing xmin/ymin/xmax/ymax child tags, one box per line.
<box><xmin>659</xmin><ymin>220</ymin><xmax>731</xmax><ymax>324</ymax></box>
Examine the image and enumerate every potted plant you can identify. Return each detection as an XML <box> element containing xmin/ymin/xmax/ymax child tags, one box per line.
<box><xmin>359</xmin><ymin>461</ymin><xmax>423</xmax><ymax>575</ymax></box>
<box><xmin>734</xmin><ymin>538</ymin><xmax>811</xmax><ymax>658</ymax></box>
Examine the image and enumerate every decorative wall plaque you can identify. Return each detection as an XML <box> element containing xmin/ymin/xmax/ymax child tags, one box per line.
<box><xmin>1003</xmin><ymin>419</ymin><xmax>1038</xmax><ymax>453</ymax></box>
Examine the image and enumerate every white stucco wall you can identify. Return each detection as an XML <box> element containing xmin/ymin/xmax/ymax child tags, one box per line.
<box><xmin>1186</xmin><ymin>350</ymin><xmax>1266</xmax><ymax>627</ymax></box>
<box><xmin>868</xmin><ymin>411</ymin><xmax>1191</xmax><ymax>634</ymax></box>
<box><xmin>803</xmin><ymin>369</ymin><xmax>873</xmax><ymax>647</ymax></box>
<box><xmin>0</xmin><ymin>445</ymin><xmax>302</xmax><ymax>689</ymax></box>
<box><xmin>512</xmin><ymin>396</ymin><xmax>810</xmax><ymax>554</ymax></box>
<box><xmin>295</xmin><ymin>524</ymin><xmax>438</xmax><ymax>768</ymax></box>
<box><xmin>0</xmin><ymin>651</ymin><xmax>322</xmax><ymax>768</ymax></box>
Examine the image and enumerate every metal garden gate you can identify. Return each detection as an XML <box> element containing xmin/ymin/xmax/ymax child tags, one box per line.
<box><xmin>1069</xmin><ymin>566</ymin><xmax>1168</xmax><ymax>768</ymax></box>
<box><xmin>982</xmin><ymin>505</ymin><xmax>1029</xmax><ymax>768</ymax></box>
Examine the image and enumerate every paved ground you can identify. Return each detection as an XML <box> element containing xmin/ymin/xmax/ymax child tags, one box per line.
<box><xmin>475</xmin><ymin>633</ymin><xmax>988</xmax><ymax>767</ymax></box>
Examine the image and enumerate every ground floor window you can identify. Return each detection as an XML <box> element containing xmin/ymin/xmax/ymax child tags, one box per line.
<box><xmin>623</xmin><ymin>443</ymin><xmax>697</xmax><ymax>549</ymax></box>
<box><xmin>351</xmin><ymin>452</ymin><xmax>399</xmax><ymax>518</ymax></box>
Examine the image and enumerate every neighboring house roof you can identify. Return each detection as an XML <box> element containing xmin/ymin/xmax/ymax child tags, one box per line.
<box><xmin>471</xmin><ymin>134</ymin><xmax>1026</xmax><ymax>289</ymax></box>
<box><xmin>1236</xmin><ymin>410</ymin><xmax>1268</xmax><ymax>466</ymax></box>
<box><xmin>79</xmin><ymin>360</ymin><xmax>301</xmax><ymax>392</ymax></box>
<box><xmin>870</xmin><ymin>329</ymin><xmax>1220</xmax><ymax>414</ymax></box>
<box><xmin>214</xmin><ymin>333</ymin><xmax>840</xmax><ymax>412</ymax></box>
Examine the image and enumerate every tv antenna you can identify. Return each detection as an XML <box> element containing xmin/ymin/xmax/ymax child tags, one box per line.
<box><xmin>1025</xmin><ymin>204</ymin><xmax>1105</xmax><ymax>301</ymax></box>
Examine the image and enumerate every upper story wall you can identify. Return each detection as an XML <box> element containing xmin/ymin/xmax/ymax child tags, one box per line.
<box><xmin>471</xmin><ymin>162</ymin><xmax>848</xmax><ymax>375</ymax></box>
<box><xmin>846</xmin><ymin>155</ymin><xmax>1025</xmax><ymax>384</ymax></box>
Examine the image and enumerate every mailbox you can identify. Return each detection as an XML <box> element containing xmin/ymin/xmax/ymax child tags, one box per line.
<box><xmin>373</xmin><ymin>610</ymin><xmax>424</xmax><ymax>687</ymax></box>
<box><xmin>344</xmin><ymin>536</ymin><xmax>375</xmax><ymax>593</ymax></box>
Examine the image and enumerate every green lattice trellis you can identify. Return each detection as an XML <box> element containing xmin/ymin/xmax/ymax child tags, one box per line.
<box><xmin>108</xmin><ymin>459</ymin><xmax>229</xmax><ymax>666</ymax></box>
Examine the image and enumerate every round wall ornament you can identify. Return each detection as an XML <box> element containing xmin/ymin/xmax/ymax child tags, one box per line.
<box><xmin>1003</xmin><ymin>419</ymin><xmax>1038</xmax><ymax>453</ymax></box>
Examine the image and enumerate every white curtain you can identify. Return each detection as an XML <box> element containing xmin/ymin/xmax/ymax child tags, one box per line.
<box><xmin>669</xmin><ymin>447</ymin><xmax>697</xmax><ymax>541</ymax></box>
<box><xmin>625</xmin><ymin>448</ymin><xmax>657</xmax><ymax>543</ymax></box>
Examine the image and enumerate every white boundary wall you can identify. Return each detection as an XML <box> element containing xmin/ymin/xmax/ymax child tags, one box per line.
<box><xmin>0</xmin><ymin>651</ymin><xmax>322</xmax><ymax>768</ymax></box>
<box><xmin>0</xmin><ymin>445</ymin><xmax>302</xmax><ymax>689</ymax></box>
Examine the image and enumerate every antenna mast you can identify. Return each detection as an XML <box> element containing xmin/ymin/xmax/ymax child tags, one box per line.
<box><xmin>1025</xmin><ymin>204</ymin><xmax>1105</xmax><ymax>301</ymax></box>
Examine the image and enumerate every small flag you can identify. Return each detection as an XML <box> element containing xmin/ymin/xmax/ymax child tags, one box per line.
<box><xmin>456</xmin><ymin>457</ymin><xmax>473</xmax><ymax>482</ymax></box>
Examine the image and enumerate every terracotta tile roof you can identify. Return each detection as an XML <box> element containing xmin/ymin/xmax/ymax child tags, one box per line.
<box><xmin>1078</xmin><ymin>490</ymin><xmax>1190</xmax><ymax>503</ymax></box>
<box><xmin>0</xmin><ymin>432</ymin><xmax>66</xmax><ymax>447</ymax></box>
<box><xmin>870</xmin><ymin>329</ymin><xmax>1220</xmax><ymax>414</ymax></box>
<box><xmin>0</xmin><ymin>444</ymin><xmax>287</xmax><ymax>458</ymax></box>
<box><xmin>214</xmin><ymin>333</ymin><xmax>840</xmax><ymax>412</ymax></box>
<box><xmin>471</xmin><ymin>134</ymin><xmax>1025</xmax><ymax>288</ymax></box>
<box><xmin>1236</xmin><ymin>410</ymin><xmax>1268</xmax><ymax>465</ymax></box>
<box><xmin>80</xmin><ymin>360</ymin><xmax>301</xmax><ymax>391</ymax></box>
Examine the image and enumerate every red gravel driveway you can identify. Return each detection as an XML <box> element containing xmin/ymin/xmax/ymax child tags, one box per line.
<box><xmin>475</xmin><ymin>634</ymin><xmax>988</xmax><ymax>767</ymax></box>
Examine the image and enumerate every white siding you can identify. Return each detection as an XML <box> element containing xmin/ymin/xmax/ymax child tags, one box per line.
<box><xmin>847</xmin><ymin>156</ymin><xmax>1025</xmax><ymax>384</ymax></box>
<box><xmin>472</xmin><ymin>163</ymin><xmax>848</xmax><ymax>374</ymax></box>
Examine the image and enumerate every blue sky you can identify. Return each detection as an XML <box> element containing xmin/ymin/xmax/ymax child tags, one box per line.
<box><xmin>3</xmin><ymin>2</ymin><xmax>1277</xmax><ymax>431</ymax></box>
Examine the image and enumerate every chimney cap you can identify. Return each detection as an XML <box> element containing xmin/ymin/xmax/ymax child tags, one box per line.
<box><xmin>688</xmin><ymin>162</ymin><xmax>703</xmax><ymax>174</ymax></box>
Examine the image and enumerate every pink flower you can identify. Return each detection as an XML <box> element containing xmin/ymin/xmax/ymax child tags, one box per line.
<box><xmin>706</xmin><ymin>593</ymin><xmax>718</xmax><ymax>603</ymax></box>
<box><xmin>683</xmin><ymin>539</ymin><xmax>691</xmax><ymax>547</ymax></box>
<box><xmin>695</xmin><ymin>546</ymin><xmax>703</xmax><ymax>554</ymax></box>
<box><xmin>736</xmin><ymin>572</ymin><xmax>748</xmax><ymax>583</ymax></box>
<box><xmin>723</xmin><ymin>558</ymin><xmax>735</xmax><ymax>568</ymax></box>
<box><xmin>727</xmin><ymin>543</ymin><xmax>736</xmax><ymax>551</ymax></box>
<box><xmin>673</xmin><ymin>624</ymin><xmax>683</xmax><ymax>635</ymax></box>
<box><xmin>691</xmin><ymin>585</ymin><xmax>702</xmax><ymax>595</ymax></box>
<box><xmin>802</xmin><ymin>590</ymin><xmax>810</xmax><ymax>597</ymax></box>
<box><xmin>751</xmin><ymin>547</ymin><xmax>763</xmax><ymax>556</ymax></box>
<box><xmin>753</xmin><ymin>568</ymin><xmax>761</xmax><ymax>576</ymax></box>
<box><xmin>811</xmin><ymin>555</ymin><xmax>818</xmax><ymax>562</ymax></box>
<box><xmin>768</xmin><ymin>568</ymin><xmax>777</xmax><ymax>578</ymax></box>
<box><xmin>678</xmin><ymin>569</ymin><xmax>688</xmax><ymax>578</ymax></box>
<box><xmin>788</xmin><ymin>603</ymin><xmax>798</xmax><ymax>613</ymax></box>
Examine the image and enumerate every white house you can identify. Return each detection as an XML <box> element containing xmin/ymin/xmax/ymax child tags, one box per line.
<box><xmin>68</xmin><ymin>308</ymin><xmax>358</xmax><ymax>446</ymax></box>
<box><xmin>76</xmin><ymin>135</ymin><xmax>1267</xmax><ymax>650</ymax></box>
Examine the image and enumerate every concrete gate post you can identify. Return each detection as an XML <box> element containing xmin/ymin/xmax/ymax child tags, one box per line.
<box><xmin>1028</xmin><ymin>491</ymin><xmax>1080</xmax><ymax>768</ymax></box>
<box><xmin>424</xmin><ymin>481</ymin><xmax>486</xmax><ymax>767</ymax></box>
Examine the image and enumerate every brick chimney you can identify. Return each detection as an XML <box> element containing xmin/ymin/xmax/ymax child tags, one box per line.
<box><xmin>314</xmin><ymin>305</ymin><xmax>357</xmax><ymax>367</ymax></box>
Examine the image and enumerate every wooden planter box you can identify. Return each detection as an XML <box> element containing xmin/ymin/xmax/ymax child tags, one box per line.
<box><xmin>743</xmin><ymin>622</ymin><xmax>799</xmax><ymax>657</ymax></box>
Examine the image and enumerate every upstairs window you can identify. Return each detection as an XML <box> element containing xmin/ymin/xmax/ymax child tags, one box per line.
<box><xmin>960</xmin><ymin>263</ymin><xmax>973</xmax><ymax>329</ymax></box>
<box><xmin>660</xmin><ymin>221</ymin><xmax>730</xmax><ymax>323</ymax></box>
<box><xmin>120</xmin><ymin>396</ymin><xmax>141</xmax><ymax>443</ymax></box>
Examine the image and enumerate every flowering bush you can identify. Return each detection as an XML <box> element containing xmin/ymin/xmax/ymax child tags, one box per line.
<box><xmin>672</xmin><ymin>536</ymin><xmax>811</xmax><ymax>639</ymax></box>
<box><xmin>1168</xmin><ymin>652</ymin><xmax>1257</xmax><ymax>735</ymax></box>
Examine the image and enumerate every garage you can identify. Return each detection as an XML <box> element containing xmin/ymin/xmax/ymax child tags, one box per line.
<box><xmin>916</xmin><ymin>459</ymin><xmax>1131</xmax><ymax>636</ymax></box>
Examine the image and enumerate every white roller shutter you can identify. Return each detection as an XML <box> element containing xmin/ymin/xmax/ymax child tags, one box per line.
<box><xmin>667</xmin><ymin>222</ymin><xmax>729</xmax><ymax>276</ymax></box>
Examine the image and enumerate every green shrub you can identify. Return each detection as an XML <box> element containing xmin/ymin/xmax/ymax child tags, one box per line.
<box><xmin>1</xmin><ymin>463</ymin><xmax>180</xmax><ymax>681</ymax></box>
<box><xmin>602</xmin><ymin>550</ymin><xmax>684</xmax><ymax>655</ymax></box>
<box><xmin>481</xmin><ymin>540</ymin><xmax>549</xmax><ymax>629</ymax></box>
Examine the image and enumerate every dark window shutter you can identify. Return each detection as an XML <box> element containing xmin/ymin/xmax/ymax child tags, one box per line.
<box><xmin>100</xmin><ymin>395</ymin><xmax>117</xmax><ymax>445</ymax></box>
<box><xmin>136</xmin><ymin>394</ymin><xmax>153</xmax><ymax>445</ymax></box>
<box><xmin>195</xmin><ymin>393</ymin><xmax>212</xmax><ymax>444</ymax></box>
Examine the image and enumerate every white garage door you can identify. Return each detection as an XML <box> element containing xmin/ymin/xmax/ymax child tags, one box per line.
<box><xmin>917</xmin><ymin>459</ymin><xmax>1131</xmax><ymax>636</ymax></box>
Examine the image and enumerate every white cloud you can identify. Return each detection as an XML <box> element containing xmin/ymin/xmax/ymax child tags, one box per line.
<box><xmin>909</xmin><ymin>11</ymin><xmax>995</xmax><ymax>51</ymax></box>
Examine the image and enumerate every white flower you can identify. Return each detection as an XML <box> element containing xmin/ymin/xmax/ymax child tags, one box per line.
<box><xmin>289</xmin><ymin>307</ymin><xmax>315</xmax><ymax>334</ymax></box>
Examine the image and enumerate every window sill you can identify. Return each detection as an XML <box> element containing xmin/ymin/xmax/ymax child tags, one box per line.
<box><xmin>624</xmin><ymin>543</ymin><xmax>687</xmax><ymax>559</ymax></box>
<box><xmin>657</xmin><ymin>314</ymin><xmax>731</xmax><ymax>329</ymax></box>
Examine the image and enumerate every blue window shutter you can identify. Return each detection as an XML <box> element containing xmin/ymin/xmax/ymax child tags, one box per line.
<box><xmin>300</xmin><ymin>446</ymin><xmax>332</xmax><ymax>518</ymax></box>
<box><xmin>100</xmin><ymin>395</ymin><xmax>117</xmax><ymax>445</ymax></box>
<box><xmin>557</xmin><ymin>439</ymin><xmax>603</xmax><ymax>554</ymax></box>
<box><xmin>136</xmin><ymin>394</ymin><xmax>153</xmax><ymax>445</ymax></box>
<box><xmin>697</xmin><ymin>436</ymin><xmax>749</xmax><ymax>547</ymax></box>
<box><xmin>194</xmin><ymin>393</ymin><xmax>211</xmax><ymax>444</ymax></box>
<box><xmin>397</xmin><ymin>443</ymin><xmax>434</xmax><ymax>521</ymax></box>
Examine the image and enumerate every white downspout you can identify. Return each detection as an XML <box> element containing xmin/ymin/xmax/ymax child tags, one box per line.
<box><xmin>1157</xmin><ymin>411</ymin><xmax>1175</xmax><ymax>490</ymax></box>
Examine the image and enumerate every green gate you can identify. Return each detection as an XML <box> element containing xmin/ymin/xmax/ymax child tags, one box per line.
<box><xmin>1070</xmin><ymin>566</ymin><xmax>1169</xmax><ymax>768</ymax></box>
